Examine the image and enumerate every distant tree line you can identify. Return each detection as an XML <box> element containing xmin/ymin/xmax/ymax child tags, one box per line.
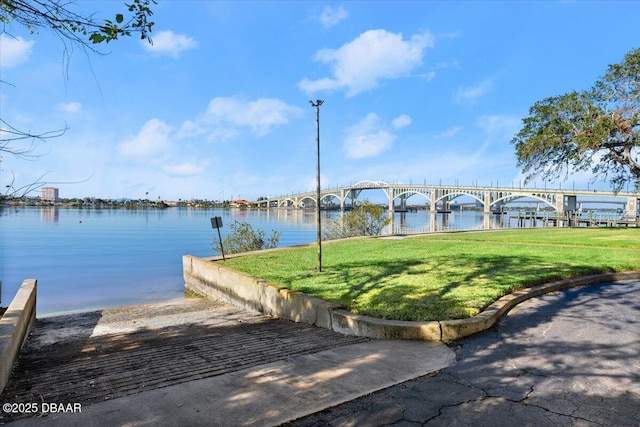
<box><xmin>0</xmin><ymin>196</ymin><xmax>232</xmax><ymax>209</ymax></box>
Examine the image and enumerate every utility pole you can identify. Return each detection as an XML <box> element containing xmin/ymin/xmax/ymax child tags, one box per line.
<box><xmin>310</xmin><ymin>99</ymin><xmax>324</xmax><ymax>272</ymax></box>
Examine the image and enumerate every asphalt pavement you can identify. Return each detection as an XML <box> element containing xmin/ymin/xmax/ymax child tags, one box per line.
<box><xmin>290</xmin><ymin>279</ymin><xmax>640</xmax><ymax>426</ymax></box>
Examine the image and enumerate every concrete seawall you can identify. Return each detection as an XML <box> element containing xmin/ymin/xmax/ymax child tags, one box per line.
<box><xmin>183</xmin><ymin>254</ymin><xmax>640</xmax><ymax>342</ymax></box>
<box><xmin>183</xmin><ymin>255</ymin><xmax>340</xmax><ymax>331</ymax></box>
<box><xmin>0</xmin><ymin>279</ymin><xmax>37</xmax><ymax>393</ymax></box>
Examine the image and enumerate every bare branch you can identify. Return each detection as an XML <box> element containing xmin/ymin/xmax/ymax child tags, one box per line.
<box><xmin>0</xmin><ymin>118</ymin><xmax>67</xmax><ymax>159</ymax></box>
<box><xmin>1</xmin><ymin>170</ymin><xmax>95</xmax><ymax>200</ymax></box>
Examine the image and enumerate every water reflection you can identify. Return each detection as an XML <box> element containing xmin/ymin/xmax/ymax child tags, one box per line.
<box><xmin>390</xmin><ymin>210</ymin><xmax>507</xmax><ymax>235</ymax></box>
<box><xmin>40</xmin><ymin>206</ymin><xmax>59</xmax><ymax>223</ymax></box>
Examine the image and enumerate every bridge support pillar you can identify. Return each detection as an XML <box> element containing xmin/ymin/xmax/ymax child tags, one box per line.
<box><xmin>386</xmin><ymin>186</ymin><xmax>394</xmax><ymax>215</ymax></box>
<box><xmin>626</xmin><ymin>197</ymin><xmax>639</xmax><ymax>218</ymax></box>
<box><xmin>555</xmin><ymin>194</ymin><xmax>564</xmax><ymax>213</ymax></box>
<box><xmin>483</xmin><ymin>191</ymin><xmax>491</xmax><ymax>214</ymax></box>
<box><xmin>388</xmin><ymin>195</ymin><xmax>394</xmax><ymax>215</ymax></box>
<box><xmin>347</xmin><ymin>189</ymin><xmax>361</xmax><ymax>210</ymax></box>
<box><xmin>398</xmin><ymin>194</ymin><xmax>408</xmax><ymax>211</ymax></box>
<box><xmin>429</xmin><ymin>188</ymin><xmax>436</xmax><ymax>213</ymax></box>
<box><xmin>554</xmin><ymin>194</ymin><xmax>577</xmax><ymax>215</ymax></box>
<box><xmin>565</xmin><ymin>195</ymin><xmax>577</xmax><ymax>213</ymax></box>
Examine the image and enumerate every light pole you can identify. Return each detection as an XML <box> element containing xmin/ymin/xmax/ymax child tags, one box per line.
<box><xmin>310</xmin><ymin>99</ymin><xmax>324</xmax><ymax>272</ymax></box>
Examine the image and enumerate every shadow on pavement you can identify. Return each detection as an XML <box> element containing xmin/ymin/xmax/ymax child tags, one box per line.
<box><xmin>289</xmin><ymin>280</ymin><xmax>640</xmax><ymax>426</ymax></box>
<box><xmin>0</xmin><ymin>298</ymin><xmax>367</xmax><ymax>424</ymax></box>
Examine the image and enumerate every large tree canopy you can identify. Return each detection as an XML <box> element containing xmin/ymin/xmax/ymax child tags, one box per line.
<box><xmin>512</xmin><ymin>48</ymin><xmax>640</xmax><ymax>191</ymax></box>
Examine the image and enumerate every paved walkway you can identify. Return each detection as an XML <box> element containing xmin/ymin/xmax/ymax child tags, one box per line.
<box><xmin>291</xmin><ymin>279</ymin><xmax>640</xmax><ymax>426</ymax></box>
<box><xmin>0</xmin><ymin>297</ymin><xmax>455</xmax><ymax>426</ymax></box>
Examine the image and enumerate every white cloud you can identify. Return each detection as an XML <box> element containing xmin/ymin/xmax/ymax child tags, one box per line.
<box><xmin>0</xmin><ymin>35</ymin><xmax>35</xmax><ymax>68</ymax></box>
<box><xmin>56</xmin><ymin>102</ymin><xmax>82</xmax><ymax>114</ymax></box>
<box><xmin>434</xmin><ymin>126</ymin><xmax>463</xmax><ymax>139</ymax></box>
<box><xmin>422</xmin><ymin>71</ymin><xmax>437</xmax><ymax>82</ymax></box>
<box><xmin>206</xmin><ymin>97</ymin><xmax>294</xmax><ymax>134</ymax></box>
<box><xmin>116</xmin><ymin>119</ymin><xmax>173</xmax><ymax>159</ymax></box>
<box><xmin>182</xmin><ymin>96</ymin><xmax>304</xmax><ymax>140</ymax></box>
<box><xmin>476</xmin><ymin>115</ymin><xmax>520</xmax><ymax>139</ymax></box>
<box><xmin>142</xmin><ymin>30</ymin><xmax>197</xmax><ymax>58</ymax></box>
<box><xmin>163</xmin><ymin>160</ymin><xmax>210</xmax><ymax>176</ymax></box>
<box><xmin>435</xmin><ymin>60</ymin><xmax>459</xmax><ymax>70</ymax></box>
<box><xmin>319</xmin><ymin>5</ymin><xmax>349</xmax><ymax>29</ymax></box>
<box><xmin>392</xmin><ymin>114</ymin><xmax>412</xmax><ymax>129</ymax></box>
<box><xmin>175</xmin><ymin>119</ymin><xmax>204</xmax><ymax>140</ymax></box>
<box><xmin>454</xmin><ymin>78</ymin><xmax>494</xmax><ymax>105</ymax></box>
<box><xmin>422</xmin><ymin>60</ymin><xmax>458</xmax><ymax>82</ymax></box>
<box><xmin>299</xmin><ymin>29</ymin><xmax>434</xmax><ymax>97</ymax></box>
<box><xmin>344</xmin><ymin>113</ymin><xmax>396</xmax><ymax>159</ymax></box>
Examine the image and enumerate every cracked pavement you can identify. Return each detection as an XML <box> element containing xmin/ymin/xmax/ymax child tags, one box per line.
<box><xmin>289</xmin><ymin>279</ymin><xmax>640</xmax><ymax>427</ymax></box>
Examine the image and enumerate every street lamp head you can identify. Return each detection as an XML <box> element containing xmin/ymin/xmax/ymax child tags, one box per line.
<box><xmin>309</xmin><ymin>99</ymin><xmax>324</xmax><ymax>107</ymax></box>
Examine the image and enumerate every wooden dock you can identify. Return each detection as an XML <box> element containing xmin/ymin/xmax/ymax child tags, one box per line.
<box><xmin>509</xmin><ymin>211</ymin><xmax>638</xmax><ymax>228</ymax></box>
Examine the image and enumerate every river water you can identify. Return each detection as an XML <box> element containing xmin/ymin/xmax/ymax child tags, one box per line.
<box><xmin>0</xmin><ymin>206</ymin><xmax>511</xmax><ymax>315</ymax></box>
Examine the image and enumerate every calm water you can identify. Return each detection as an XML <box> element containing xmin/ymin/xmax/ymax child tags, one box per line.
<box><xmin>0</xmin><ymin>206</ymin><xmax>504</xmax><ymax>315</ymax></box>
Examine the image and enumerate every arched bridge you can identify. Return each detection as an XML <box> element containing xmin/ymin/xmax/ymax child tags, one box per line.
<box><xmin>256</xmin><ymin>180</ymin><xmax>640</xmax><ymax>217</ymax></box>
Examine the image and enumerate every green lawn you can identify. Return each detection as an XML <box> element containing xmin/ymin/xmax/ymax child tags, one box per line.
<box><xmin>220</xmin><ymin>228</ymin><xmax>640</xmax><ymax>321</ymax></box>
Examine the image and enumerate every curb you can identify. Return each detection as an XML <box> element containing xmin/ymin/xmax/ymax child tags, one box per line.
<box><xmin>0</xmin><ymin>279</ymin><xmax>37</xmax><ymax>393</ymax></box>
<box><xmin>183</xmin><ymin>255</ymin><xmax>640</xmax><ymax>342</ymax></box>
<box><xmin>439</xmin><ymin>271</ymin><xmax>640</xmax><ymax>341</ymax></box>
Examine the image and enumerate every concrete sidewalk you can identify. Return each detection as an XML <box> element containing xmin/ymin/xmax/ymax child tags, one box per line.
<box><xmin>15</xmin><ymin>340</ymin><xmax>454</xmax><ymax>427</ymax></box>
<box><xmin>3</xmin><ymin>298</ymin><xmax>455</xmax><ymax>426</ymax></box>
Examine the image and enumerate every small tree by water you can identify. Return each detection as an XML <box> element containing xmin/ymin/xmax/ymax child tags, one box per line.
<box><xmin>323</xmin><ymin>201</ymin><xmax>390</xmax><ymax>240</ymax></box>
<box><xmin>213</xmin><ymin>220</ymin><xmax>280</xmax><ymax>255</ymax></box>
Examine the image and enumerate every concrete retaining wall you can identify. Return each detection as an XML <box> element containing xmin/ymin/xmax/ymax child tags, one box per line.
<box><xmin>183</xmin><ymin>254</ymin><xmax>640</xmax><ymax>342</ymax></box>
<box><xmin>0</xmin><ymin>279</ymin><xmax>37</xmax><ymax>393</ymax></box>
<box><xmin>183</xmin><ymin>255</ymin><xmax>442</xmax><ymax>340</ymax></box>
<box><xmin>183</xmin><ymin>255</ymin><xmax>340</xmax><ymax>329</ymax></box>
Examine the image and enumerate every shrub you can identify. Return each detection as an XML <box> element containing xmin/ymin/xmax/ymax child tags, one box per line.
<box><xmin>323</xmin><ymin>201</ymin><xmax>390</xmax><ymax>240</ymax></box>
<box><xmin>213</xmin><ymin>220</ymin><xmax>280</xmax><ymax>254</ymax></box>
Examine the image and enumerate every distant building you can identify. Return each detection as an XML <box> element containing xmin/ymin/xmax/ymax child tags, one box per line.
<box><xmin>230</xmin><ymin>199</ymin><xmax>252</xmax><ymax>208</ymax></box>
<box><xmin>41</xmin><ymin>187</ymin><xmax>59</xmax><ymax>203</ymax></box>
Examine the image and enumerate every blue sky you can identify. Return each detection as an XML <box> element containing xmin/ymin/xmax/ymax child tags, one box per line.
<box><xmin>1</xmin><ymin>1</ymin><xmax>639</xmax><ymax>201</ymax></box>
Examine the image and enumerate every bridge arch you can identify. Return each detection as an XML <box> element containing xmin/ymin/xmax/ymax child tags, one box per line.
<box><xmin>298</xmin><ymin>196</ymin><xmax>315</xmax><ymax>207</ymax></box>
<box><xmin>352</xmin><ymin>180</ymin><xmax>391</xmax><ymax>189</ymax></box>
<box><xmin>321</xmin><ymin>192</ymin><xmax>341</xmax><ymax>203</ymax></box>
<box><xmin>299</xmin><ymin>193</ymin><xmax>342</xmax><ymax>208</ymax></box>
<box><xmin>278</xmin><ymin>198</ymin><xmax>296</xmax><ymax>208</ymax></box>
<box><xmin>392</xmin><ymin>190</ymin><xmax>432</xmax><ymax>205</ymax></box>
<box><xmin>492</xmin><ymin>194</ymin><xmax>556</xmax><ymax>211</ymax></box>
<box><xmin>433</xmin><ymin>192</ymin><xmax>484</xmax><ymax>207</ymax></box>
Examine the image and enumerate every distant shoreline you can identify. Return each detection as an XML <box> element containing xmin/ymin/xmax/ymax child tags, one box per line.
<box><xmin>0</xmin><ymin>198</ymin><xmax>228</xmax><ymax>210</ymax></box>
